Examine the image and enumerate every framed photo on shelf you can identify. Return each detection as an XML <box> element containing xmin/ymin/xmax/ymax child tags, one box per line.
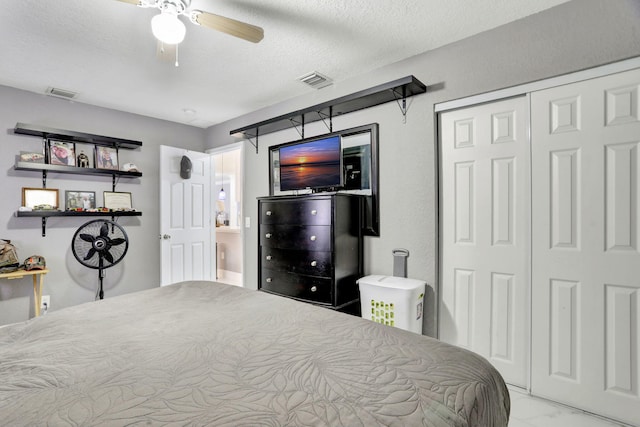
<box><xmin>96</xmin><ymin>146</ymin><xmax>118</xmax><ymax>170</ymax></box>
<box><xmin>65</xmin><ymin>191</ymin><xmax>96</xmax><ymax>210</ymax></box>
<box><xmin>22</xmin><ymin>187</ymin><xmax>59</xmax><ymax>209</ymax></box>
<box><xmin>19</xmin><ymin>151</ymin><xmax>45</xmax><ymax>163</ymax></box>
<box><xmin>49</xmin><ymin>140</ymin><xmax>76</xmax><ymax>166</ymax></box>
<box><xmin>75</xmin><ymin>143</ymin><xmax>94</xmax><ymax>168</ymax></box>
<box><xmin>104</xmin><ymin>191</ymin><xmax>132</xmax><ymax>210</ymax></box>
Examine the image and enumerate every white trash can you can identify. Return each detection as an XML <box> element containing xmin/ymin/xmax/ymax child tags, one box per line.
<box><xmin>358</xmin><ymin>275</ymin><xmax>426</xmax><ymax>334</ymax></box>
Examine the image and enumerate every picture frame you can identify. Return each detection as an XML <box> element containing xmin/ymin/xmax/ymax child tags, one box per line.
<box><xmin>19</xmin><ymin>151</ymin><xmax>45</xmax><ymax>163</ymax></box>
<box><xmin>75</xmin><ymin>143</ymin><xmax>94</xmax><ymax>168</ymax></box>
<box><xmin>22</xmin><ymin>187</ymin><xmax>59</xmax><ymax>209</ymax></box>
<box><xmin>96</xmin><ymin>146</ymin><xmax>119</xmax><ymax>170</ymax></box>
<box><xmin>49</xmin><ymin>140</ymin><xmax>76</xmax><ymax>166</ymax></box>
<box><xmin>65</xmin><ymin>191</ymin><xmax>96</xmax><ymax>210</ymax></box>
<box><xmin>103</xmin><ymin>191</ymin><xmax>132</xmax><ymax>210</ymax></box>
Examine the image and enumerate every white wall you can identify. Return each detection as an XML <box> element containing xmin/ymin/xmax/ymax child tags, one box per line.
<box><xmin>205</xmin><ymin>0</ymin><xmax>640</xmax><ymax>336</ymax></box>
<box><xmin>0</xmin><ymin>86</ymin><xmax>206</xmax><ymax>325</ymax></box>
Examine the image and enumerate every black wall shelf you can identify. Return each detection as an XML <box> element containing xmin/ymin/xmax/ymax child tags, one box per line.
<box><xmin>12</xmin><ymin>122</ymin><xmax>143</xmax><ymax>236</ymax></box>
<box><xmin>14</xmin><ymin>162</ymin><xmax>142</xmax><ymax>178</ymax></box>
<box><xmin>14</xmin><ymin>123</ymin><xmax>142</xmax><ymax>149</ymax></box>
<box><xmin>16</xmin><ymin>211</ymin><xmax>142</xmax><ymax>237</ymax></box>
<box><xmin>230</xmin><ymin>75</ymin><xmax>426</xmax><ymax>151</ymax></box>
<box><xmin>16</xmin><ymin>211</ymin><xmax>142</xmax><ymax>218</ymax></box>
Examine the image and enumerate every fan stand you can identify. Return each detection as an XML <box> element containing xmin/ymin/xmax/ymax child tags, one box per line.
<box><xmin>98</xmin><ymin>259</ymin><xmax>105</xmax><ymax>300</ymax></box>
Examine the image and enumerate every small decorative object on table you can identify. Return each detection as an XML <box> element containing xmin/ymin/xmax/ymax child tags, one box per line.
<box><xmin>0</xmin><ymin>239</ymin><xmax>20</xmax><ymax>273</ymax></box>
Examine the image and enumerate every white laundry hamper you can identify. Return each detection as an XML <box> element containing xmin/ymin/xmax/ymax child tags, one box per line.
<box><xmin>358</xmin><ymin>275</ymin><xmax>426</xmax><ymax>334</ymax></box>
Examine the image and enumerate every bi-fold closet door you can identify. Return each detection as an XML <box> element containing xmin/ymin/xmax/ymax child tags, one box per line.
<box><xmin>440</xmin><ymin>96</ymin><xmax>530</xmax><ymax>388</ymax></box>
<box><xmin>440</xmin><ymin>67</ymin><xmax>640</xmax><ymax>426</ymax></box>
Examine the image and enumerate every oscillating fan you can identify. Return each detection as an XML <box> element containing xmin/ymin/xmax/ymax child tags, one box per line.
<box><xmin>72</xmin><ymin>220</ymin><xmax>129</xmax><ymax>300</ymax></box>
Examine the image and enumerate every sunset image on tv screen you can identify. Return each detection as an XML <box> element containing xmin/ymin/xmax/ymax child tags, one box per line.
<box><xmin>279</xmin><ymin>135</ymin><xmax>341</xmax><ymax>191</ymax></box>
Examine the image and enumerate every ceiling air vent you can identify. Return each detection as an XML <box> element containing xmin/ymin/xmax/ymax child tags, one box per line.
<box><xmin>45</xmin><ymin>87</ymin><xmax>78</xmax><ymax>100</ymax></box>
<box><xmin>297</xmin><ymin>71</ymin><xmax>333</xmax><ymax>89</ymax></box>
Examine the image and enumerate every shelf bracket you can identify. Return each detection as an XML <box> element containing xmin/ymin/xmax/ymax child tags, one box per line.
<box><xmin>392</xmin><ymin>85</ymin><xmax>410</xmax><ymax>124</ymax></box>
<box><xmin>246</xmin><ymin>129</ymin><xmax>259</xmax><ymax>154</ymax></box>
<box><xmin>41</xmin><ymin>217</ymin><xmax>47</xmax><ymax>237</ymax></box>
<box><xmin>317</xmin><ymin>106</ymin><xmax>333</xmax><ymax>133</ymax></box>
<box><xmin>289</xmin><ymin>115</ymin><xmax>305</xmax><ymax>139</ymax></box>
<box><xmin>42</xmin><ymin>170</ymin><xmax>47</xmax><ymax>188</ymax></box>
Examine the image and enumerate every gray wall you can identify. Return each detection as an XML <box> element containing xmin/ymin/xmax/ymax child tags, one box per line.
<box><xmin>0</xmin><ymin>86</ymin><xmax>206</xmax><ymax>325</ymax></box>
<box><xmin>205</xmin><ymin>0</ymin><xmax>640</xmax><ymax>336</ymax></box>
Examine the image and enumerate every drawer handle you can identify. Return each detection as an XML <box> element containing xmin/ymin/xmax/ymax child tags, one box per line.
<box><xmin>311</xmin><ymin>209</ymin><xmax>317</xmax><ymax>216</ymax></box>
<box><xmin>310</xmin><ymin>286</ymin><xmax>317</xmax><ymax>292</ymax></box>
<box><xmin>310</xmin><ymin>235</ymin><xmax>316</xmax><ymax>241</ymax></box>
<box><xmin>266</xmin><ymin>255</ymin><xmax>273</xmax><ymax>261</ymax></box>
<box><xmin>310</xmin><ymin>260</ymin><xmax>317</xmax><ymax>267</ymax></box>
<box><xmin>266</xmin><ymin>277</ymin><xmax>273</xmax><ymax>283</ymax></box>
<box><xmin>265</xmin><ymin>233</ymin><xmax>272</xmax><ymax>239</ymax></box>
<box><xmin>266</xmin><ymin>210</ymin><xmax>272</xmax><ymax>216</ymax></box>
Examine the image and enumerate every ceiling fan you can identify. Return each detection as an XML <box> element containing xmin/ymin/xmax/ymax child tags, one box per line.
<box><xmin>116</xmin><ymin>0</ymin><xmax>264</xmax><ymax>45</ymax></box>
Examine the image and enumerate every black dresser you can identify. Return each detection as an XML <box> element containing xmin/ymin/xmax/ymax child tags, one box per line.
<box><xmin>258</xmin><ymin>193</ymin><xmax>363</xmax><ymax>312</ymax></box>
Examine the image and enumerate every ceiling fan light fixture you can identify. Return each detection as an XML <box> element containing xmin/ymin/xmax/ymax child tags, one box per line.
<box><xmin>151</xmin><ymin>10</ymin><xmax>186</xmax><ymax>45</ymax></box>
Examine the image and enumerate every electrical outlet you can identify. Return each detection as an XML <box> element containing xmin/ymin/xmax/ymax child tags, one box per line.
<box><xmin>221</xmin><ymin>251</ymin><xmax>225</xmax><ymax>260</ymax></box>
<box><xmin>40</xmin><ymin>295</ymin><xmax>50</xmax><ymax>314</ymax></box>
<box><xmin>245</xmin><ymin>217</ymin><xmax>251</xmax><ymax>228</ymax></box>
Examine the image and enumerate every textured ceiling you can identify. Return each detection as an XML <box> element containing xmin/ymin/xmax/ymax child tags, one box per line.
<box><xmin>0</xmin><ymin>0</ymin><xmax>570</xmax><ymax>128</ymax></box>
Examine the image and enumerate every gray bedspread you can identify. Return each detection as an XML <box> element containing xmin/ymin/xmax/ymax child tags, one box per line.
<box><xmin>0</xmin><ymin>281</ymin><xmax>509</xmax><ymax>426</ymax></box>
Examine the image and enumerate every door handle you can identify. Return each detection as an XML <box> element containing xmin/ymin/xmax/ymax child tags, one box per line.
<box><xmin>160</xmin><ymin>234</ymin><xmax>171</xmax><ymax>240</ymax></box>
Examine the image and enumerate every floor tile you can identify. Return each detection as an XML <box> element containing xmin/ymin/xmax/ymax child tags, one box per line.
<box><xmin>507</xmin><ymin>389</ymin><xmax>630</xmax><ymax>427</ymax></box>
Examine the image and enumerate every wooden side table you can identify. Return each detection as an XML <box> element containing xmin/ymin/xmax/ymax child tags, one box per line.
<box><xmin>0</xmin><ymin>268</ymin><xmax>49</xmax><ymax>317</ymax></box>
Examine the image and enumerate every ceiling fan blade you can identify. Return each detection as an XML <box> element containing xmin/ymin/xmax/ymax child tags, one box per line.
<box><xmin>191</xmin><ymin>11</ymin><xmax>264</xmax><ymax>43</ymax></box>
<box><xmin>114</xmin><ymin>0</ymin><xmax>141</xmax><ymax>5</ymax></box>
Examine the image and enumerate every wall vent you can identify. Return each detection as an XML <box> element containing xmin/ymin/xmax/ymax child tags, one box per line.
<box><xmin>297</xmin><ymin>71</ymin><xmax>333</xmax><ymax>89</ymax></box>
<box><xmin>45</xmin><ymin>87</ymin><xmax>78</xmax><ymax>100</ymax></box>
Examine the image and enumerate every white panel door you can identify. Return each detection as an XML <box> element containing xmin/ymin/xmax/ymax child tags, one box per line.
<box><xmin>160</xmin><ymin>145</ymin><xmax>212</xmax><ymax>286</ymax></box>
<box><xmin>531</xmin><ymin>68</ymin><xmax>640</xmax><ymax>426</ymax></box>
<box><xmin>440</xmin><ymin>96</ymin><xmax>529</xmax><ymax>387</ymax></box>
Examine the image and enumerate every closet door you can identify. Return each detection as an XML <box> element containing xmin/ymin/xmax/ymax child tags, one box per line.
<box><xmin>530</xmin><ymin>68</ymin><xmax>640</xmax><ymax>426</ymax></box>
<box><xmin>440</xmin><ymin>96</ymin><xmax>529</xmax><ymax>387</ymax></box>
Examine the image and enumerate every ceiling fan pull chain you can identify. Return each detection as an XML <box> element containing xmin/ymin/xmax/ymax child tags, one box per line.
<box><xmin>175</xmin><ymin>43</ymin><xmax>179</xmax><ymax>67</ymax></box>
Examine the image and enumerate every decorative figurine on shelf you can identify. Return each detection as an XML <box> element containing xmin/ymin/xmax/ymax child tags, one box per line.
<box><xmin>77</xmin><ymin>150</ymin><xmax>90</xmax><ymax>168</ymax></box>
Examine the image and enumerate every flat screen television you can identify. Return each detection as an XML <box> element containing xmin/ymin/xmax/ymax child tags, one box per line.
<box><xmin>278</xmin><ymin>135</ymin><xmax>342</xmax><ymax>191</ymax></box>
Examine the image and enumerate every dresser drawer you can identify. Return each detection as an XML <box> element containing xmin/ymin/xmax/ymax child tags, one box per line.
<box><xmin>261</xmin><ymin>248</ymin><xmax>332</xmax><ymax>277</ymax></box>
<box><xmin>260</xmin><ymin>198</ymin><xmax>332</xmax><ymax>225</ymax></box>
<box><xmin>260</xmin><ymin>225</ymin><xmax>332</xmax><ymax>251</ymax></box>
<box><xmin>260</xmin><ymin>269</ymin><xmax>332</xmax><ymax>304</ymax></box>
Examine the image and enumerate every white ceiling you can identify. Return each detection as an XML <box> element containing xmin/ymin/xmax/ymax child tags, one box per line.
<box><xmin>0</xmin><ymin>0</ymin><xmax>570</xmax><ymax>128</ymax></box>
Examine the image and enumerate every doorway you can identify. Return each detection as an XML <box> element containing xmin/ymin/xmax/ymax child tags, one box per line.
<box><xmin>208</xmin><ymin>143</ymin><xmax>244</xmax><ymax>287</ymax></box>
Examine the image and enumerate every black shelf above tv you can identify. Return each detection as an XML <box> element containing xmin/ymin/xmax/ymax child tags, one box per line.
<box><xmin>230</xmin><ymin>75</ymin><xmax>426</xmax><ymax>145</ymax></box>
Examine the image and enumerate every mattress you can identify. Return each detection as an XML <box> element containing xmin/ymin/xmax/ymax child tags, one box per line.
<box><xmin>0</xmin><ymin>281</ymin><xmax>509</xmax><ymax>426</ymax></box>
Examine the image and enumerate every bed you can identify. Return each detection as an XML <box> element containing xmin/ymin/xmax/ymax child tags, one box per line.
<box><xmin>0</xmin><ymin>281</ymin><xmax>509</xmax><ymax>426</ymax></box>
